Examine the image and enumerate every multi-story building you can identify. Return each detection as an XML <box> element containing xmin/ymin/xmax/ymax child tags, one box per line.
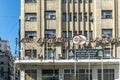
<box><xmin>0</xmin><ymin>38</ymin><xmax>14</xmax><ymax>80</ymax></box>
<box><xmin>15</xmin><ymin>0</ymin><xmax>120</xmax><ymax>80</ymax></box>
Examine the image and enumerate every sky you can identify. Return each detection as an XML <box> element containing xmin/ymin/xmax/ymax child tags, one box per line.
<box><xmin>0</xmin><ymin>0</ymin><xmax>20</xmax><ymax>56</ymax></box>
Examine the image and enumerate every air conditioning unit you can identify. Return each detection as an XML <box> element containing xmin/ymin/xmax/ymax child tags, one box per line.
<box><xmin>46</xmin><ymin>15</ymin><xmax>50</xmax><ymax>19</ymax></box>
<box><xmin>25</xmin><ymin>17</ymin><xmax>30</xmax><ymax>21</ymax></box>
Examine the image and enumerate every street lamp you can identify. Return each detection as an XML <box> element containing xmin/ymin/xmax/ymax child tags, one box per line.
<box><xmin>72</xmin><ymin>35</ymin><xmax>86</xmax><ymax>80</ymax></box>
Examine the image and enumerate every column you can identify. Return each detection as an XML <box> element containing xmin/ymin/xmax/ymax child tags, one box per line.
<box><xmin>20</xmin><ymin>70</ymin><xmax>25</xmax><ymax>80</ymax></box>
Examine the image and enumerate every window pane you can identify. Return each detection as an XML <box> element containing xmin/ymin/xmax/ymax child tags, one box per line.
<box><xmin>102</xmin><ymin>29</ymin><xmax>112</xmax><ymax>38</ymax></box>
<box><xmin>25</xmin><ymin>13</ymin><xmax>37</xmax><ymax>21</ymax></box>
<box><xmin>68</xmin><ymin>31</ymin><xmax>72</xmax><ymax>38</ymax></box>
<box><xmin>45</xmin><ymin>29</ymin><xmax>56</xmax><ymax>38</ymax></box>
<box><xmin>45</xmin><ymin>11</ymin><xmax>56</xmax><ymax>20</ymax></box>
<box><xmin>62</xmin><ymin>13</ymin><xmax>66</xmax><ymax>21</ymax></box>
<box><xmin>102</xmin><ymin>10</ymin><xmax>112</xmax><ymax>19</ymax></box>
<box><xmin>68</xmin><ymin>13</ymin><xmax>72</xmax><ymax>21</ymax></box>
<box><xmin>62</xmin><ymin>31</ymin><xmax>67</xmax><ymax>38</ymax></box>
<box><xmin>25</xmin><ymin>31</ymin><xmax>37</xmax><ymax>39</ymax></box>
<box><xmin>25</xmin><ymin>0</ymin><xmax>36</xmax><ymax>3</ymax></box>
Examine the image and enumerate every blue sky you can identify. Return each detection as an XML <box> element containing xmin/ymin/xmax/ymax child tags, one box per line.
<box><xmin>0</xmin><ymin>0</ymin><xmax>20</xmax><ymax>56</ymax></box>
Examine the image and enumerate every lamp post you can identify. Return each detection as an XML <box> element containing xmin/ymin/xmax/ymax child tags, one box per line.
<box><xmin>72</xmin><ymin>35</ymin><xmax>86</xmax><ymax>80</ymax></box>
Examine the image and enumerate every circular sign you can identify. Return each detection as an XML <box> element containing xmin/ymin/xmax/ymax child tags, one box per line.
<box><xmin>73</xmin><ymin>35</ymin><xmax>86</xmax><ymax>45</ymax></box>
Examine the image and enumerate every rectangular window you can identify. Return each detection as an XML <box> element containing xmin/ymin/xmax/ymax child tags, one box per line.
<box><xmin>45</xmin><ymin>29</ymin><xmax>56</xmax><ymax>38</ymax></box>
<box><xmin>84</xmin><ymin>13</ymin><xmax>87</xmax><ymax>21</ymax></box>
<box><xmin>79</xmin><ymin>31</ymin><xmax>82</xmax><ymax>35</ymax></box>
<box><xmin>74</xmin><ymin>0</ymin><xmax>77</xmax><ymax>3</ymax></box>
<box><xmin>62</xmin><ymin>31</ymin><xmax>67</xmax><ymax>38</ymax></box>
<box><xmin>68</xmin><ymin>31</ymin><xmax>72</xmax><ymax>38</ymax></box>
<box><xmin>102</xmin><ymin>29</ymin><xmax>112</xmax><ymax>38</ymax></box>
<box><xmin>102</xmin><ymin>10</ymin><xmax>112</xmax><ymax>19</ymax></box>
<box><xmin>68</xmin><ymin>0</ymin><xmax>71</xmax><ymax>3</ymax></box>
<box><xmin>62</xmin><ymin>0</ymin><xmax>66</xmax><ymax>3</ymax></box>
<box><xmin>78</xmin><ymin>0</ymin><xmax>82</xmax><ymax>3</ymax></box>
<box><xmin>104</xmin><ymin>48</ymin><xmax>113</xmax><ymax>58</ymax></box>
<box><xmin>79</xmin><ymin>13</ymin><xmax>82</xmax><ymax>21</ymax></box>
<box><xmin>89</xmin><ymin>31</ymin><xmax>93</xmax><ymax>39</ymax></box>
<box><xmin>25</xmin><ymin>31</ymin><xmax>37</xmax><ymax>39</ymax></box>
<box><xmin>45</xmin><ymin>48</ymin><xmax>55</xmax><ymax>59</ymax></box>
<box><xmin>84</xmin><ymin>31</ymin><xmax>87</xmax><ymax>37</ymax></box>
<box><xmin>45</xmin><ymin>11</ymin><xmax>56</xmax><ymax>20</ymax></box>
<box><xmin>64</xmin><ymin>69</ymin><xmax>92</xmax><ymax>80</ymax></box>
<box><xmin>98</xmin><ymin>69</ymin><xmax>114</xmax><ymax>80</ymax></box>
<box><xmin>62</xmin><ymin>13</ymin><xmax>66</xmax><ymax>21</ymax></box>
<box><xmin>74</xmin><ymin>31</ymin><xmax>77</xmax><ymax>36</ymax></box>
<box><xmin>73</xmin><ymin>13</ymin><xmax>77</xmax><ymax>21</ymax></box>
<box><xmin>25</xmin><ymin>0</ymin><xmax>36</xmax><ymax>3</ymax></box>
<box><xmin>42</xmin><ymin>69</ymin><xmax>59</xmax><ymax>80</ymax></box>
<box><xmin>25</xmin><ymin>13</ymin><xmax>37</xmax><ymax>21</ymax></box>
<box><xmin>68</xmin><ymin>13</ymin><xmax>72</xmax><ymax>21</ymax></box>
<box><xmin>89</xmin><ymin>13</ymin><xmax>93</xmax><ymax>22</ymax></box>
<box><xmin>25</xmin><ymin>50</ymin><xmax>37</xmax><ymax>59</ymax></box>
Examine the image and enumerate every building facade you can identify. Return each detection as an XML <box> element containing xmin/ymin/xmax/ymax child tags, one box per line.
<box><xmin>16</xmin><ymin>0</ymin><xmax>120</xmax><ymax>80</ymax></box>
<box><xmin>0</xmin><ymin>38</ymin><xmax>14</xmax><ymax>80</ymax></box>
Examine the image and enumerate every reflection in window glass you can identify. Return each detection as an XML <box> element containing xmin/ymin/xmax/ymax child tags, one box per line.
<box><xmin>62</xmin><ymin>13</ymin><xmax>66</xmax><ymax>21</ymax></box>
<box><xmin>44</xmin><ymin>29</ymin><xmax>56</xmax><ymax>38</ymax></box>
<box><xmin>102</xmin><ymin>29</ymin><xmax>112</xmax><ymax>38</ymax></box>
<box><xmin>45</xmin><ymin>11</ymin><xmax>56</xmax><ymax>20</ymax></box>
<box><xmin>25</xmin><ymin>13</ymin><xmax>37</xmax><ymax>21</ymax></box>
<box><xmin>102</xmin><ymin>10</ymin><xmax>112</xmax><ymax>19</ymax></box>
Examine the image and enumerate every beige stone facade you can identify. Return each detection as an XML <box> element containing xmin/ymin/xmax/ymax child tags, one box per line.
<box><xmin>15</xmin><ymin>0</ymin><xmax>120</xmax><ymax>80</ymax></box>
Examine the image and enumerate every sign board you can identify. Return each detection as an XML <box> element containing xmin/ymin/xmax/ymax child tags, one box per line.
<box><xmin>68</xmin><ymin>49</ymin><xmax>104</xmax><ymax>58</ymax></box>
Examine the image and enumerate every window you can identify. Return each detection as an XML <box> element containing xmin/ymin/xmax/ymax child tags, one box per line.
<box><xmin>62</xmin><ymin>0</ymin><xmax>66</xmax><ymax>3</ymax></box>
<box><xmin>89</xmin><ymin>31</ymin><xmax>93</xmax><ymax>39</ymax></box>
<box><xmin>25</xmin><ymin>13</ymin><xmax>37</xmax><ymax>21</ymax></box>
<box><xmin>62</xmin><ymin>31</ymin><xmax>67</xmax><ymax>38</ymax></box>
<box><xmin>89</xmin><ymin>13</ymin><xmax>93</xmax><ymax>22</ymax></box>
<box><xmin>68</xmin><ymin>0</ymin><xmax>71</xmax><ymax>3</ymax></box>
<box><xmin>78</xmin><ymin>0</ymin><xmax>82</xmax><ymax>3</ymax></box>
<box><xmin>79</xmin><ymin>31</ymin><xmax>82</xmax><ymax>35</ymax></box>
<box><xmin>68</xmin><ymin>13</ymin><xmax>72</xmax><ymax>21</ymax></box>
<box><xmin>45</xmin><ymin>11</ymin><xmax>56</xmax><ymax>20</ymax></box>
<box><xmin>64</xmin><ymin>69</ymin><xmax>92</xmax><ymax>80</ymax></box>
<box><xmin>84</xmin><ymin>13</ymin><xmax>87</xmax><ymax>21</ymax></box>
<box><xmin>25</xmin><ymin>69</ymin><xmax>37</xmax><ymax>80</ymax></box>
<box><xmin>62</xmin><ymin>13</ymin><xmax>66</xmax><ymax>21</ymax></box>
<box><xmin>25</xmin><ymin>31</ymin><xmax>37</xmax><ymax>39</ymax></box>
<box><xmin>102</xmin><ymin>29</ymin><xmax>112</xmax><ymax>38</ymax></box>
<box><xmin>45</xmin><ymin>48</ymin><xmax>55</xmax><ymax>59</ymax></box>
<box><xmin>79</xmin><ymin>13</ymin><xmax>82</xmax><ymax>21</ymax></box>
<box><xmin>102</xmin><ymin>10</ymin><xmax>112</xmax><ymax>19</ymax></box>
<box><xmin>42</xmin><ymin>69</ymin><xmax>59</xmax><ymax>80</ymax></box>
<box><xmin>25</xmin><ymin>50</ymin><xmax>37</xmax><ymax>58</ymax></box>
<box><xmin>73</xmin><ymin>13</ymin><xmax>77</xmax><ymax>21</ymax></box>
<box><xmin>98</xmin><ymin>69</ymin><xmax>114</xmax><ymax>80</ymax></box>
<box><xmin>44</xmin><ymin>29</ymin><xmax>56</xmax><ymax>38</ymax></box>
<box><xmin>104</xmin><ymin>48</ymin><xmax>113</xmax><ymax>58</ymax></box>
<box><xmin>25</xmin><ymin>0</ymin><xmax>36</xmax><ymax>3</ymax></box>
<box><xmin>84</xmin><ymin>0</ymin><xmax>88</xmax><ymax>3</ymax></box>
<box><xmin>68</xmin><ymin>31</ymin><xmax>72</xmax><ymax>38</ymax></box>
<box><xmin>74</xmin><ymin>31</ymin><xmax>77</xmax><ymax>36</ymax></box>
<box><xmin>84</xmin><ymin>31</ymin><xmax>87</xmax><ymax>37</ymax></box>
<box><xmin>74</xmin><ymin>0</ymin><xmax>77</xmax><ymax>3</ymax></box>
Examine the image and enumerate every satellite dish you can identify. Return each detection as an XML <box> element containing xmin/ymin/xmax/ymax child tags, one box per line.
<box><xmin>73</xmin><ymin>35</ymin><xmax>86</xmax><ymax>45</ymax></box>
